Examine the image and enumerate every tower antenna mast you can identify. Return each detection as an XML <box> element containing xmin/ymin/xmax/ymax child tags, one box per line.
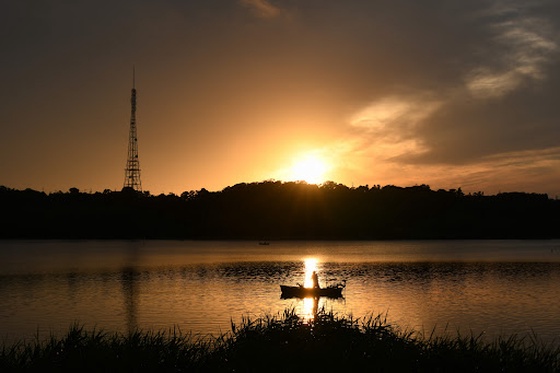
<box><xmin>123</xmin><ymin>66</ymin><xmax>142</xmax><ymax>191</ymax></box>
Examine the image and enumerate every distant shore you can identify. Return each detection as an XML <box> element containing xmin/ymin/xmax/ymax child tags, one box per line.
<box><xmin>2</xmin><ymin>309</ymin><xmax>559</xmax><ymax>371</ymax></box>
<box><xmin>2</xmin><ymin>182</ymin><xmax>559</xmax><ymax>240</ymax></box>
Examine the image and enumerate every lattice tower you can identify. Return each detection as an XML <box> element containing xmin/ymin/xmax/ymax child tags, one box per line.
<box><xmin>123</xmin><ymin>67</ymin><xmax>142</xmax><ymax>191</ymax></box>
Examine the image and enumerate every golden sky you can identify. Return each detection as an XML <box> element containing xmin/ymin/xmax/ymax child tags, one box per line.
<box><xmin>1</xmin><ymin>1</ymin><xmax>560</xmax><ymax>196</ymax></box>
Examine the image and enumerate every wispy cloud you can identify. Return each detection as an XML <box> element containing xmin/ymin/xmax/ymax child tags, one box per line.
<box><xmin>341</xmin><ymin>1</ymin><xmax>560</xmax><ymax>166</ymax></box>
<box><xmin>424</xmin><ymin>147</ymin><xmax>560</xmax><ymax>194</ymax></box>
<box><xmin>344</xmin><ymin>93</ymin><xmax>442</xmax><ymax>165</ymax></box>
<box><xmin>465</xmin><ymin>9</ymin><xmax>558</xmax><ymax>99</ymax></box>
<box><xmin>239</xmin><ymin>0</ymin><xmax>282</xmax><ymax>19</ymax></box>
<box><xmin>350</xmin><ymin>94</ymin><xmax>442</xmax><ymax>140</ymax></box>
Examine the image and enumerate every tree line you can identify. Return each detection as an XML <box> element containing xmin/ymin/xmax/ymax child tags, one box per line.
<box><xmin>1</xmin><ymin>181</ymin><xmax>558</xmax><ymax>239</ymax></box>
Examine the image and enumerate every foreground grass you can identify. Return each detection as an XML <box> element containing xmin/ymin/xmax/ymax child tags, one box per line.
<box><xmin>2</xmin><ymin>309</ymin><xmax>559</xmax><ymax>372</ymax></box>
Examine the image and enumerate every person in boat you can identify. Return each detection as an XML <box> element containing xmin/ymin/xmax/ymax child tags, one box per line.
<box><xmin>311</xmin><ymin>271</ymin><xmax>320</xmax><ymax>289</ymax></box>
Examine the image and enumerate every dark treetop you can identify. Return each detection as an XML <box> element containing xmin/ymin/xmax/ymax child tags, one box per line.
<box><xmin>1</xmin><ymin>182</ymin><xmax>559</xmax><ymax>239</ymax></box>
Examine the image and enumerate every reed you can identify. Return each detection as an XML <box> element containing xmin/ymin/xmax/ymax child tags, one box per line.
<box><xmin>1</xmin><ymin>310</ymin><xmax>559</xmax><ymax>372</ymax></box>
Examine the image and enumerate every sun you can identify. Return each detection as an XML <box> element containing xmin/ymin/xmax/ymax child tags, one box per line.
<box><xmin>290</xmin><ymin>154</ymin><xmax>329</xmax><ymax>184</ymax></box>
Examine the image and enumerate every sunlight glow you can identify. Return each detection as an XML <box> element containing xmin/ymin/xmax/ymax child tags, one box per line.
<box><xmin>290</xmin><ymin>154</ymin><xmax>329</xmax><ymax>184</ymax></box>
<box><xmin>303</xmin><ymin>257</ymin><xmax>318</xmax><ymax>288</ymax></box>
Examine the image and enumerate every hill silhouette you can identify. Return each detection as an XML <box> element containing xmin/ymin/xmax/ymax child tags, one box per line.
<box><xmin>1</xmin><ymin>181</ymin><xmax>558</xmax><ymax>239</ymax></box>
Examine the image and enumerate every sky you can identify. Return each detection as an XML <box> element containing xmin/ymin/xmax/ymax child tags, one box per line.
<box><xmin>1</xmin><ymin>0</ymin><xmax>560</xmax><ymax>197</ymax></box>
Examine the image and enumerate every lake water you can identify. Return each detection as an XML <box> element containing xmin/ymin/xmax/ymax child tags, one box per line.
<box><xmin>1</xmin><ymin>240</ymin><xmax>560</xmax><ymax>345</ymax></box>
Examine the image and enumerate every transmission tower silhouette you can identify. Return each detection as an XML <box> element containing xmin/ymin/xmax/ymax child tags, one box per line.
<box><xmin>123</xmin><ymin>67</ymin><xmax>142</xmax><ymax>191</ymax></box>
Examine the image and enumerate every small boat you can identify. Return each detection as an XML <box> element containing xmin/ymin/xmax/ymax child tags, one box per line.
<box><xmin>280</xmin><ymin>282</ymin><xmax>345</xmax><ymax>299</ymax></box>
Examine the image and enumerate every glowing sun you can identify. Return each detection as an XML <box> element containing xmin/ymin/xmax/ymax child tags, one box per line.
<box><xmin>290</xmin><ymin>154</ymin><xmax>329</xmax><ymax>184</ymax></box>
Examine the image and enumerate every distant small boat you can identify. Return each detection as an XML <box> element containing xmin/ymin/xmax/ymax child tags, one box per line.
<box><xmin>258</xmin><ymin>241</ymin><xmax>270</xmax><ymax>245</ymax></box>
<box><xmin>280</xmin><ymin>282</ymin><xmax>345</xmax><ymax>299</ymax></box>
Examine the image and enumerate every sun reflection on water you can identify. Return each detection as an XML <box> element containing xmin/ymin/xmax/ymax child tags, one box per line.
<box><xmin>300</xmin><ymin>257</ymin><xmax>321</xmax><ymax>322</ymax></box>
<box><xmin>301</xmin><ymin>297</ymin><xmax>319</xmax><ymax>321</ymax></box>
<box><xmin>303</xmin><ymin>257</ymin><xmax>318</xmax><ymax>288</ymax></box>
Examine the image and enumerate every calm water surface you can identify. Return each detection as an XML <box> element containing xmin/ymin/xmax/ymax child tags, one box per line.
<box><xmin>1</xmin><ymin>240</ymin><xmax>560</xmax><ymax>344</ymax></box>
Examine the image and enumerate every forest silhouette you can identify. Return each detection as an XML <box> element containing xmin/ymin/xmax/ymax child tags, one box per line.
<box><xmin>1</xmin><ymin>181</ymin><xmax>558</xmax><ymax>239</ymax></box>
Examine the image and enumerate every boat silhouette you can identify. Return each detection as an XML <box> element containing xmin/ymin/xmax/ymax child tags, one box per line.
<box><xmin>280</xmin><ymin>281</ymin><xmax>345</xmax><ymax>299</ymax></box>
